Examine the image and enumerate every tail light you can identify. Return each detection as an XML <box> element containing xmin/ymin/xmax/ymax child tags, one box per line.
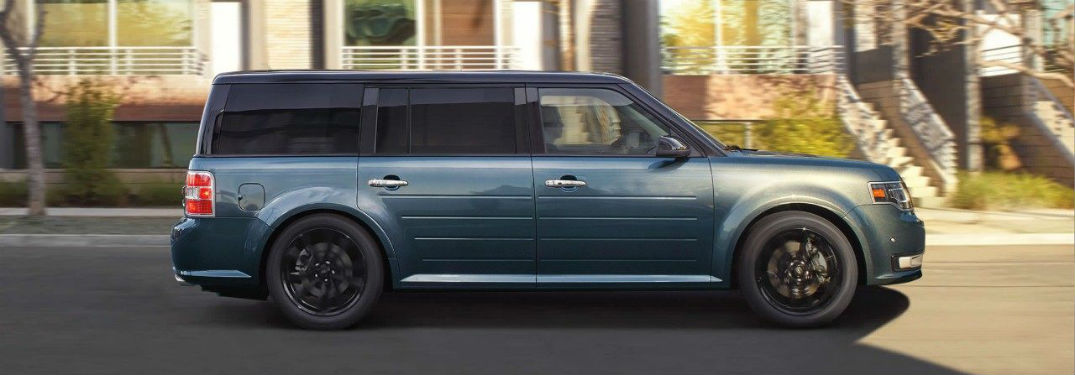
<box><xmin>184</xmin><ymin>171</ymin><xmax>215</xmax><ymax>217</ymax></box>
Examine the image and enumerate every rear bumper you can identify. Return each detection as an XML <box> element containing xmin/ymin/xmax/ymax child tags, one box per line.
<box><xmin>846</xmin><ymin>204</ymin><xmax>925</xmax><ymax>285</ymax></box>
<box><xmin>170</xmin><ymin>217</ymin><xmax>268</xmax><ymax>293</ymax></box>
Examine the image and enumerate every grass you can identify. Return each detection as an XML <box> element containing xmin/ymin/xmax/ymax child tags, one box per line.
<box><xmin>950</xmin><ymin>172</ymin><xmax>1075</xmax><ymax>210</ymax></box>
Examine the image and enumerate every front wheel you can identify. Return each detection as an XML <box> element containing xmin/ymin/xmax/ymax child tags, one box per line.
<box><xmin>266</xmin><ymin>214</ymin><xmax>384</xmax><ymax>330</ymax></box>
<box><xmin>737</xmin><ymin>211</ymin><xmax>857</xmax><ymax>327</ymax></box>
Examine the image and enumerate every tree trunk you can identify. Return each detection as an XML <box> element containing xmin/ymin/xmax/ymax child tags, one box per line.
<box><xmin>17</xmin><ymin>64</ymin><xmax>45</xmax><ymax>216</ymax></box>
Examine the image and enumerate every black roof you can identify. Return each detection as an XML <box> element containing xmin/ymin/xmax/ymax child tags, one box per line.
<box><xmin>213</xmin><ymin>70</ymin><xmax>633</xmax><ymax>85</ymax></box>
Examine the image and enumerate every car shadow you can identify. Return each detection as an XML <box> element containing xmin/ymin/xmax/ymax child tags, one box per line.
<box><xmin>206</xmin><ymin>286</ymin><xmax>962</xmax><ymax>373</ymax></box>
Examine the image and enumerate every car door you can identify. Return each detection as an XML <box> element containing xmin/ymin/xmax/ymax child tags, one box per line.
<box><xmin>356</xmin><ymin>86</ymin><xmax>536</xmax><ymax>287</ymax></box>
<box><xmin>530</xmin><ymin>86</ymin><xmax>717</xmax><ymax>285</ymax></box>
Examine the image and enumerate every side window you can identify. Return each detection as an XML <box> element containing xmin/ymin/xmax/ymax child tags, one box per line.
<box><xmin>373</xmin><ymin>87</ymin><xmax>517</xmax><ymax>154</ymax></box>
<box><xmin>539</xmin><ymin>88</ymin><xmax>670</xmax><ymax>155</ymax></box>
<box><xmin>213</xmin><ymin>84</ymin><xmax>361</xmax><ymax>155</ymax></box>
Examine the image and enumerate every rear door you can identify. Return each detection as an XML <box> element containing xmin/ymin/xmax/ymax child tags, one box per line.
<box><xmin>529</xmin><ymin>86</ymin><xmax>716</xmax><ymax>286</ymax></box>
<box><xmin>356</xmin><ymin>86</ymin><xmax>536</xmax><ymax>287</ymax></box>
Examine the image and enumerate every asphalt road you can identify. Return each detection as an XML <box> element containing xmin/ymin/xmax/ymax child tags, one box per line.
<box><xmin>0</xmin><ymin>244</ymin><xmax>1071</xmax><ymax>374</ymax></box>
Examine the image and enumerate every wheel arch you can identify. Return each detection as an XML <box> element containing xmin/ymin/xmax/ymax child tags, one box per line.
<box><xmin>727</xmin><ymin>203</ymin><xmax>870</xmax><ymax>288</ymax></box>
<box><xmin>256</xmin><ymin>206</ymin><xmax>399</xmax><ymax>293</ymax></box>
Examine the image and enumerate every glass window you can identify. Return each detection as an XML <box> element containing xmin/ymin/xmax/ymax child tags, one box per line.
<box><xmin>6</xmin><ymin>122</ymin><xmax>198</xmax><ymax>169</ymax></box>
<box><xmin>539</xmin><ymin>88</ymin><xmax>669</xmax><ymax>156</ymax></box>
<box><xmin>117</xmin><ymin>0</ymin><xmax>193</xmax><ymax>46</ymax></box>
<box><xmin>113</xmin><ymin>122</ymin><xmax>197</xmax><ymax>168</ymax></box>
<box><xmin>214</xmin><ymin>84</ymin><xmax>362</xmax><ymax>155</ymax></box>
<box><xmin>375</xmin><ymin>88</ymin><xmax>408</xmax><ymax>154</ymax></box>
<box><xmin>38</xmin><ymin>0</ymin><xmax>108</xmax><ymax>47</ymax></box>
<box><xmin>409</xmin><ymin>88</ymin><xmax>515</xmax><ymax>154</ymax></box>
<box><xmin>344</xmin><ymin>0</ymin><xmax>417</xmax><ymax>46</ymax></box>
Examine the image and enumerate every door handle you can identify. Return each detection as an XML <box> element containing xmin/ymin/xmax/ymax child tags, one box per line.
<box><xmin>545</xmin><ymin>179</ymin><xmax>586</xmax><ymax>188</ymax></box>
<box><xmin>368</xmin><ymin>179</ymin><xmax>409</xmax><ymax>188</ymax></box>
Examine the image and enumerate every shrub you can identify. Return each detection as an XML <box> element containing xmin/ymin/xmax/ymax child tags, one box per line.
<box><xmin>752</xmin><ymin>92</ymin><xmax>854</xmax><ymax>158</ymax></box>
<box><xmin>0</xmin><ymin>181</ymin><xmax>28</xmax><ymax>206</ymax></box>
<box><xmin>59</xmin><ymin>78</ymin><xmax>125</xmax><ymax>206</ymax></box>
<box><xmin>950</xmin><ymin>172</ymin><xmax>1075</xmax><ymax>210</ymax></box>
<box><xmin>979</xmin><ymin>116</ymin><xmax>1022</xmax><ymax>171</ymax></box>
<box><xmin>128</xmin><ymin>182</ymin><xmax>182</xmax><ymax>207</ymax></box>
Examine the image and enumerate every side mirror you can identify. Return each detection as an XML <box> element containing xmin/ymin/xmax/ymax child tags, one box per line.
<box><xmin>656</xmin><ymin>136</ymin><xmax>691</xmax><ymax>158</ymax></box>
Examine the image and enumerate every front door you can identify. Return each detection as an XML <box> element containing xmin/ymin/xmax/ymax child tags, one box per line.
<box><xmin>357</xmin><ymin>86</ymin><xmax>536</xmax><ymax>286</ymax></box>
<box><xmin>530</xmin><ymin>87</ymin><xmax>716</xmax><ymax>285</ymax></box>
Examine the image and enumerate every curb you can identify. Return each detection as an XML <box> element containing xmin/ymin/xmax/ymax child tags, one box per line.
<box><xmin>927</xmin><ymin>233</ymin><xmax>1074</xmax><ymax>246</ymax></box>
<box><xmin>0</xmin><ymin>234</ymin><xmax>170</xmax><ymax>247</ymax></box>
<box><xmin>1</xmin><ymin>233</ymin><xmax>1072</xmax><ymax>248</ymax></box>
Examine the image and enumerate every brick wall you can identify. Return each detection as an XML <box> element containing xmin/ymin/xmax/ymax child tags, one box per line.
<box><xmin>264</xmin><ymin>0</ymin><xmax>314</xmax><ymax>69</ymax></box>
<box><xmin>2</xmin><ymin>76</ymin><xmax>210</xmax><ymax>122</ymax></box>
<box><xmin>662</xmin><ymin>74</ymin><xmax>837</xmax><ymax>121</ymax></box>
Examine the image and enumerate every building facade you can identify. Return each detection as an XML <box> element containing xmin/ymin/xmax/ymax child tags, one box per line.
<box><xmin>1</xmin><ymin>0</ymin><xmax>1071</xmax><ymax>196</ymax></box>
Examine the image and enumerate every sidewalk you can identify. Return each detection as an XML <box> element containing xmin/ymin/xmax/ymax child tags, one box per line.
<box><xmin>0</xmin><ymin>207</ymin><xmax>1071</xmax><ymax>247</ymax></box>
<box><xmin>0</xmin><ymin>207</ymin><xmax>181</xmax><ymax>217</ymax></box>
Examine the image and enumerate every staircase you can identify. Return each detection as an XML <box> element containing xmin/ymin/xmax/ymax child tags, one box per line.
<box><xmin>836</xmin><ymin>76</ymin><xmax>947</xmax><ymax>207</ymax></box>
<box><xmin>1030</xmin><ymin>80</ymin><xmax>1075</xmax><ymax>153</ymax></box>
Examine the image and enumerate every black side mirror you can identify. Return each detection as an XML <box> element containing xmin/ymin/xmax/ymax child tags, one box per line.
<box><xmin>656</xmin><ymin>136</ymin><xmax>691</xmax><ymax>158</ymax></box>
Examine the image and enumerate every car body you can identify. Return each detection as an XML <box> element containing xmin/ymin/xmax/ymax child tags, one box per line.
<box><xmin>171</xmin><ymin>71</ymin><xmax>924</xmax><ymax>329</ymax></box>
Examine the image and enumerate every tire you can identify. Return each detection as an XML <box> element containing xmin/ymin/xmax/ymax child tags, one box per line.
<box><xmin>737</xmin><ymin>211</ymin><xmax>857</xmax><ymax>327</ymax></box>
<box><xmin>266</xmin><ymin>214</ymin><xmax>384</xmax><ymax>330</ymax></box>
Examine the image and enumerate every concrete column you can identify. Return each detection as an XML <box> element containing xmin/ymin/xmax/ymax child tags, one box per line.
<box><xmin>245</xmin><ymin>0</ymin><xmax>269</xmax><ymax>69</ymax></box>
<box><xmin>621</xmin><ymin>0</ymin><xmax>661</xmax><ymax>97</ymax></box>
<box><xmin>323</xmin><ymin>0</ymin><xmax>342</xmax><ymax>69</ymax></box>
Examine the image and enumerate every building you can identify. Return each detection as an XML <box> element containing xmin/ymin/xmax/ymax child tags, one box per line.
<box><xmin>1</xmin><ymin>0</ymin><xmax>1071</xmax><ymax>201</ymax></box>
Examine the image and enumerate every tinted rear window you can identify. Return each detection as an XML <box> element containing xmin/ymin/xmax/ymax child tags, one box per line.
<box><xmin>213</xmin><ymin>84</ymin><xmax>361</xmax><ymax>155</ymax></box>
<box><xmin>373</xmin><ymin>87</ymin><xmax>516</xmax><ymax>154</ymax></box>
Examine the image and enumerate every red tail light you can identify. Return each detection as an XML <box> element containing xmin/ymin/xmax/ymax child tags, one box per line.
<box><xmin>184</xmin><ymin>171</ymin><xmax>214</xmax><ymax>217</ymax></box>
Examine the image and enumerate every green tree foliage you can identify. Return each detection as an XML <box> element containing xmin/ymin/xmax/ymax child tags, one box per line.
<box><xmin>752</xmin><ymin>91</ymin><xmax>854</xmax><ymax>158</ymax></box>
<box><xmin>59</xmin><ymin>79</ymin><xmax>125</xmax><ymax>205</ymax></box>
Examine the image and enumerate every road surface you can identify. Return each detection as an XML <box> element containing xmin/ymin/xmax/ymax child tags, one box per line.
<box><xmin>0</xmin><ymin>244</ymin><xmax>1071</xmax><ymax>374</ymax></box>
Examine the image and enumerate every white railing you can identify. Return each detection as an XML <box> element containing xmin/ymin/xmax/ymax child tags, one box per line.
<box><xmin>836</xmin><ymin>75</ymin><xmax>891</xmax><ymax>163</ymax></box>
<box><xmin>661</xmin><ymin>45</ymin><xmax>845</xmax><ymax>74</ymax></box>
<box><xmin>341</xmin><ymin>46</ymin><xmax>518</xmax><ymax>70</ymax></box>
<box><xmin>898</xmin><ymin>77</ymin><xmax>957</xmax><ymax>191</ymax></box>
<box><xmin>1</xmin><ymin>46</ymin><xmax>208</xmax><ymax>76</ymax></box>
<box><xmin>980</xmin><ymin>44</ymin><xmax>1021</xmax><ymax>76</ymax></box>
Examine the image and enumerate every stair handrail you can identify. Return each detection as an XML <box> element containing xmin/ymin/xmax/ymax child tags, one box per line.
<box><xmin>836</xmin><ymin>75</ymin><xmax>890</xmax><ymax>164</ymax></box>
<box><xmin>897</xmin><ymin>77</ymin><xmax>957</xmax><ymax>189</ymax></box>
<box><xmin>1028</xmin><ymin>77</ymin><xmax>1075</xmax><ymax>130</ymax></box>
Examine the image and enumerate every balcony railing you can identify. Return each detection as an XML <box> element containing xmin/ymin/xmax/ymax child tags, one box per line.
<box><xmin>661</xmin><ymin>45</ymin><xmax>845</xmax><ymax>75</ymax></box>
<box><xmin>1</xmin><ymin>46</ymin><xmax>208</xmax><ymax>76</ymax></box>
<box><xmin>980</xmin><ymin>44</ymin><xmax>1021</xmax><ymax>76</ymax></box>
<box><xmin>341</xmin><ymin>46</ymin><xmax>518</xmax><ymax>71</ymax></box>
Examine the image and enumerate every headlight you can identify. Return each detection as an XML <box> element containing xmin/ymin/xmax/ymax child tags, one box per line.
<box><xmin>869</xmin><ymin>181</ymin><xmax>913</xmax><ymax>211</ymax></box>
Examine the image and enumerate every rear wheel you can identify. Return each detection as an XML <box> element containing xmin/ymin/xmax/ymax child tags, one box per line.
<box><xmin>266</xmin><ymin>214</ymin><xmax>384</xmax><ymax>330</ymax></box>
<box><xmin>737</xmin><ymin>211</ymin><xmax>857</xmax><ymax>327</ymax></box>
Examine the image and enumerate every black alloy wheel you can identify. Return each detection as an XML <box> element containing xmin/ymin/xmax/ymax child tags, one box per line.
<box><xmin>267</xmin><ymin>214</ymin><xmax>384</xmax><ymax>330</ymax></box>
<box><xmin>737</xmin><ymin>211</ymin><xmax>857</xmax><ymax>327</ymax></box>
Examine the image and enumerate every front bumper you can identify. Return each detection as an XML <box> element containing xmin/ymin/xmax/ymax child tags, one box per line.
<box><xmin>846</xmin><ymin>204</ymin><xmax>925</xmax><ymax>285</ymax></box>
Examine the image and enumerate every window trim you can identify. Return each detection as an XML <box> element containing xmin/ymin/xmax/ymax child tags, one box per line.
<box><xmin>526</xmin><ymin>83</ymin><xmax>712</xmax><ymax>158</ymax></box>
<box><xmin>359</xmin><ymin>84</ymin><xmax>531</xmax><ymax>157</ymax></box>
<box><xmin>202</xmin><ymin>83</ymin><xmax>364</xmax><ymax>157</ymax></box>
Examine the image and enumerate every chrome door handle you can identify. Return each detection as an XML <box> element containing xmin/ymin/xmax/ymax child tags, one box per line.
<box><xmin>545</xmin><ymin>179</ymin><xmax>586</xmax><ymax>188</ymax></box>
<box><xmin>368</xmin><ymin>179</ymin><xmax>409</xmax><ymax>188</ymax></box>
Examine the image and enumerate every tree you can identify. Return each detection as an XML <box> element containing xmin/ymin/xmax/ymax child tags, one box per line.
<box><xmin>0</xmin><ymin>0</ymin><xmax>46</xmax><ymax>216</ymax></box>
<box><xmin>844</xmin><ymin>0</ymin><xmax>1074</xmax><ymax>87</ymax></box>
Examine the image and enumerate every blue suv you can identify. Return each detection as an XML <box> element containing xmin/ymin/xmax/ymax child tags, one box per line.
<box><xmin>171</xmin><ymin>71</ymin><xmax>925</xmax><ymax>329</ymax></box>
